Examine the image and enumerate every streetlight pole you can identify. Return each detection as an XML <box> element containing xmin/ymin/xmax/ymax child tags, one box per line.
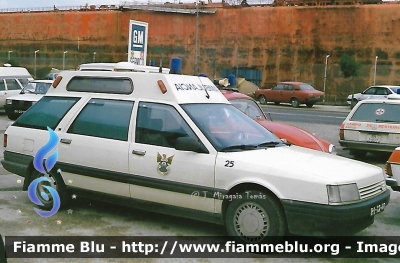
<box><xmin>194</xmin><ymin>0</ymin><xmax>199</xmax><ymax>75</ymax></box>
<box><xmin>93</xmin><ymin>52</ymin><xmax>96</xmax><ymax>62</ymax></box>
<box><xmin>374</xmin><ymin>56</ymin><xmax>378</xmax><ymax>85</ymax></box>
<box><xmin>34</xmin><ymin>50</ymin><xmax>39</xmax><ymax>78</ymax></box>
<box><xmin>323</xmin><ymin>54</ymin><xmax>330</xmax><ymax>103</ymax></box>
<box><xmin>8</xmin><ymin>51</ymin><xmax>12</xmax><ymax>61</ymax></box>
<box><xmin>63</xmin><ymin>51</ymin><xmax>68</xmax><ymax>70</ymax></box>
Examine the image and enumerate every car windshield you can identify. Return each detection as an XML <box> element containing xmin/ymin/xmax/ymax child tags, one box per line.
<box><xmin>390</xmin><ymin>87</ymin><xmax>400</xmax><ymax>94</ymax></box>
<box><xmin>22</xmin><ymin>82</ymin><xmax>51</xmax><ymax>94</ymax></box>
<box><xmin>299</xmin><ymin>84</ymin><xmax>315</xmax><ymax>90</ymax></box>
<box><xmin>350</xmin><ymin>103</ymin><xmax>400</xmax><ymax>123</ymax></box>
<box><xmin>182</xmin><ymin>103</ymin><xmax>282</xmax><ymax>152</ymax></box>
<box><xmin>228</xmin><ymin>98</ymin><xmax>267</xmax><ymax>120</ymax></box>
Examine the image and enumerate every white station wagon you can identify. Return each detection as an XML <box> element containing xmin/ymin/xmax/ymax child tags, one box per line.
<box><xmin>2</xmin><ymin>69</ymin><xmax>390</xmax><ymax>243</ymax></box>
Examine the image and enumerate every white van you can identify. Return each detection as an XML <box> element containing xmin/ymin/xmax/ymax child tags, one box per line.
<box><xmin>2</xmin><ymin>70</ymin><xmax>390</xmax><ymax>243</ymax></box>
<box><xmin>0</xmin><ymin>67</ymin><xmax>33</xmax><ymax>108</ymax></box>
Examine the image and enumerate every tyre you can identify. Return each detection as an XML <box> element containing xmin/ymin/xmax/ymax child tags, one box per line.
<box><xmin>305</xmin><ymin>103</ymin><xmax>314</xmax><ymax>108</ymax></box>
<box><xmin>290</xmin><ymin>98</ymin><xmax>300</xmax><ymax>108</ymax></box>
<box><xmin>7</xmin><ymin>114</ymin><xmax>19</xmax><ymax>121</ymax></box>
<box><xmin>258</xmin><ymin>95</ymin><xmax>267</xmax><ymax>105</ymax></box>
<box><xmin>349</xmin><ymin>149</ymin><xmax>367</xmax><ymax>159</ymax></box>
<box><xmin>30</xmin><ymin>169</ymin><xmax>69</xmax><ymax>210</ymax></box>
<box><xmin>274</xmin><ymin>102</ymin><xmax>280</xmax><ymax>105</ymax></box>
<box><xmin>225</xmin><ymin>190</ymin><xmax>286</xmax><ymax>244</ymax></box>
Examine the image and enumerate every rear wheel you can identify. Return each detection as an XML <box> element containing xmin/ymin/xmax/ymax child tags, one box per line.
<box><xmin>258</xmin><ymin>95</ymin><xmax>267</xmax><ymax>105</ymax></box>
<box><xmin>290</xmin><ymin>98</ymin><xmax>300</xmax><ymax>108</ymax></box>
<box><xmin>225</xmin><ymin>190</ymin><xmax>286</xmax><ymax>244</ymax></box>
<box><xmin>305</xmin><ymin>103</ymin><xmax>314</xmax><ymax>108</ymax></box>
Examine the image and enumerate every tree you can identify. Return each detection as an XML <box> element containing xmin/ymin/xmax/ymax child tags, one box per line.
<box><xmin>339</xmin><ymin>53</ymin><xmax>362</xmax><ymax>108</ymax></box>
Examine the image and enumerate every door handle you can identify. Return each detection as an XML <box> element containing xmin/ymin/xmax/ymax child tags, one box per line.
<box><xmin>132</xmin><ymin>149</ymin><xmax>146</xmax><ymax>156</ymax></box>
<box><xmin>60</xmin><ymin>138</ymin><xmax>72</xmax><ymax>144</ymax></box>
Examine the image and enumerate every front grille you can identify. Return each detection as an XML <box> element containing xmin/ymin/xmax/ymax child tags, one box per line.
<box><xmin>359</xmin><ymin>180</ymin><xmax>386</xmax><ymax>200</ymax></box>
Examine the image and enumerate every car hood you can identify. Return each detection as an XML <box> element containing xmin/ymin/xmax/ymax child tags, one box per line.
<box><xmin>255</xmin><ymin>119</ymin><xmax>330</xmax><ymax>152</ymax></box>
<box><xmin>6</xmin><ymin>93</ymin><xmax>44</xmax><ymax>102</ymax></box>
<box><xmin>222</xmin><ymin>145</ymin><xmax>383</xmax><ymax>185</ymax></box>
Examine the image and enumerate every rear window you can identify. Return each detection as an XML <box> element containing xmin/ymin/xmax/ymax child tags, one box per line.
<box><xmin>66</xmin><ymin>77</ymin><xmax>133</xmax><ymax>94</ymax></box>
<box><xmin>13</xmin><ymin>96</ymin><xmax>79</xmax><ymax>130</ymax></box>
<box><xmin>350</xmin><ymin>103</ymin><xmax>400</xmax><ymax>123</ymax></box>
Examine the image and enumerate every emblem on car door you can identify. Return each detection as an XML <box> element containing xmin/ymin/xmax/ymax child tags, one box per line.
<box><xmin>157</xmin><ymin>153</ymin><xmax>174</xmax><ymax>175</ymax></box>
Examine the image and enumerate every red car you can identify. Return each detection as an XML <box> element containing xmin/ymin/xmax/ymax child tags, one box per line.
<box><xmin>254</xmin><ymin>81</ymin><xmax>325</xmax><ymax>108</ymax></box>
<box><xmin>222</xmin><ymin>90</ymin><xmax>335</xmax><ymax>153</ymax></box>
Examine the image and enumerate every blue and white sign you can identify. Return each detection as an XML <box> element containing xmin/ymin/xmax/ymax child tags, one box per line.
<box><xmin>128</xmin><ymin>20</ymin><xmax>148</xmax><ymax>66</ymax></box>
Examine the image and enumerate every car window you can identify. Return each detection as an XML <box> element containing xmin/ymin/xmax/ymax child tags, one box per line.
<box><xmin>136</xmin><ymin>102</ymin><xmax>200</xmax><ymax>148</ymax></box>
<box><xmin>390</xmin><ymin>87</ymin><xmax>400</xmax><ymax>94</ymax></box>
<box><xmin>375</xmin><ymin>88</ymin><xmax>388</xmax><ymax>95</ymax></box>
<box><xmin>183</xmin><ymin>103</ymin><xmax>281</xmax><ymax>151</ymax></box>
<box><xmin>35</xmin><ymin>83</ymin><xmax>52</xmax><ymax>94</ymax></box>
<box><xmin>283</xmin><ymin>85</ymin><xmax>293</xmax><ymax>91</ymax></box>
<box><xmin>13</xmin><ymin>96</ymin><xmax>80</xmax><ymax>130</ymax></box>
<box><xmin>229</xmin><ymin>98</ymin><xmax>267</xmax><ymax>120</ymax></box>
<box><xmin>363</xmin><ymin>87</ymin><xmax>376</xmax><ymax>95</ymax></box>
<box><xmin>298</xmin><ymin>84</ymin><xmax>315</xmax><ymax>90</ymax></box>
<box><xmin>350</xmin><ymin>103</ymin><xmax>400</xmax><ymax>123</ymax></box>
<box><xmin>0</xmin><ymin>80</ymin><xmax>5</xmax><ymax>91</ymax></box>
<box><xmin>5</xmin><ymin>79</ymin><xmax>21</xmax><ymax>90</ymax></box>
<box><xmin>273</xmin><ymin>84</ymin><xmax>283</xmax><ymax>91</ymax></box>
<box><xmin>68</xmin><ymin>99</ymin><xmax>134</xmax><ymax>141</ymax></box>
<box><xmin>66</xmin><ymin>77</ymin><xmax>133</xmax><ymax>94</ymax></box>
<box><xmin>18</xmin><ymin>78</ymin><xmax>29</xmax><ymax>87</ymax></box>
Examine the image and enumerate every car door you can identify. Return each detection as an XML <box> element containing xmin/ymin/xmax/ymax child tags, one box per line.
<box><xmin>360</xmin><ymin>87</ymin><xmax>376</xmax><ymax>100</ymax></box>
<box><xmin>269</xmin><ymin>84</ymin><xmax>284</xmax><ymax>102</ymax></box>
<box><xmin>128</xmin><ymin>101</ymin><xmax>217</xmax><ymax>212</ymax></box>
<box><xmin>57</xmin><ymin>98</ymin><xmax>134</xmax><ymax>198</ymax></box>
<box><xmin>373</xmin><ymin>87</ymin><xmax>389</xmax><ymax>100</ymax></box>
<box><xmin>281</xmin><ymin>84</ymin><xmax>294</xmax><ymax>103</ymax></box>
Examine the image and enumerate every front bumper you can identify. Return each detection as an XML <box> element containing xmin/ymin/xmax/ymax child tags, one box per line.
<box><xmin>281</xmin><ymin>189</ymin><xmax>390</xmax><ymax>236</ymax></box>
<box><xmin>339</xmin><ymin>139</ymin><xmax>399</xmax><ymax>153</ymax></box>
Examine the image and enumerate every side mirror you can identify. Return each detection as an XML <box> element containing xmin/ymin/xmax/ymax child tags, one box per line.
<box><xmin>175</xmin><ymin>137</ymin><xmax>208</xmax><ymax>154</ymax></box>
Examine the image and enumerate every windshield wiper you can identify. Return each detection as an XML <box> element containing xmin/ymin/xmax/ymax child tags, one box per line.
<box><xmin>257</xmin><ymin>141</ymin><xmax>282</xmax><ymax>148</ymax></box>
<box><xmin>375</xmin><ymin>119</ymin><xmax>399</xmax><ymax>123</ymax></box>
<box><xmin>220</xmin><ymin>144</ymin><xmax>258</xmax><ymax>152</ymax></box>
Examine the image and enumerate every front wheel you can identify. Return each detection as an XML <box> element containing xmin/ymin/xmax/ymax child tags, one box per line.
<box><xmin>290</xmin><ymin>98</ymin><xmax>300</xmax><ymax>108</ymax></box>
<box><xmin>225</xmin><ymin>190</ymin><xmax>286</xmax><ymax>244</ymax></box>
<box><xmin>258</xmin><ymin>95</ymin><xmax>267</xmax><ymax>105</ymax></box>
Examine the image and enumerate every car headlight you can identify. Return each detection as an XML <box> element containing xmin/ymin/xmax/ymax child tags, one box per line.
<box><xmin>6</xmin><ymin>99</ymin><xmax>12</xmax><ymax>105</ymax></box>
<box><xmin>327</xmin><ymin>183</ymin><xmax>360</xmax><ymax>204</ymax></box>
<box><xmin>329</xmin><ymin>144</ymin><xmax>336</xmax><ymax>155</ymax></box>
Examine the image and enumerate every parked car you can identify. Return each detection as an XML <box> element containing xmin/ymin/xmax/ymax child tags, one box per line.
<box><xmin>0</xmin><ymin>66</ymin><xmax>33</xmax><ymax>108</ymax></box>
<box><xmin>347</xmin><ymin>85</ymin><xmax>400</xmax><ymax>108</ymax></box>
<box><xmin>222</xmin><ymin>89</ymin><xmax>335</xmax><ymax>153</ymax></box>
<box><xmin>4</xmin><ymin>80</ymin><xmax>53</xmax><ymax>120</ymax></box>
<box><xmin>254</xmin><ymin>81</ymin><xmax>324</xmax><ymax>108</ymax></box>
<box><xmin>44</xmin><ymin>73</ymin><xmax>59</xmax><ymax>80</ymax></box>
<box><xmin>2</xmin><ymin>70</ymin><xmax>390</xmax><ymax>243</ymax></box>
<box><xmin>339</xmin><ymin>95</ymin><xmax>400</xmax><ymax>158</ymax></box>
<box><xmin>385</xmin><ymin>147</ymin><xmax>400</xmax><ymax>192</ymax></box>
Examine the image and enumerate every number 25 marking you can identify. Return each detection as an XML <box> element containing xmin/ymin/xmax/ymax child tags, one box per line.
<box><xmin>225</xmin><ymin>160</ymin><xmax>234</xmax><ymax>167</ymax></box>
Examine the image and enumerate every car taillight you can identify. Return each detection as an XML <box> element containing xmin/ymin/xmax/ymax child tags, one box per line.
<box><xmin>3</xmin><ymin>134</ymin><xmax>7</xmax><ymax>148</ymax></box>
<box><xmin>385</xmin><ymin>162</ymin><xmax>393</xmax><ymax>176</ymax></box>
<box><xmin>339</xmin><ymin>123</ymin><xmax>345</xmax><ymax>140</ymax></box>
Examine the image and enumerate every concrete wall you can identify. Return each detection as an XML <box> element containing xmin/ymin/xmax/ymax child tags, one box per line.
<box><xmin>1</xmin><ymin>4</ymin><xmax>400</xmax><ymax>102</ymax></box>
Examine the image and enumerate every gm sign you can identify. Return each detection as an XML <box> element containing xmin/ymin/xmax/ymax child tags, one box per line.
<box><xmin>128</xmin><ymin>20</ymin><xmax>148</xmax><ymax>65</ymax></box>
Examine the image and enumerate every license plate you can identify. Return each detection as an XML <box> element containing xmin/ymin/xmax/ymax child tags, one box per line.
<box><xmin>370</xmin><ymin>202</ymin><xmax>385</xmax><ymax>216</ymax></box>
<box><xmin>366</xmin><ymin>133</ymin><xmax>381</xmax><ymax>143</ymax></box>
